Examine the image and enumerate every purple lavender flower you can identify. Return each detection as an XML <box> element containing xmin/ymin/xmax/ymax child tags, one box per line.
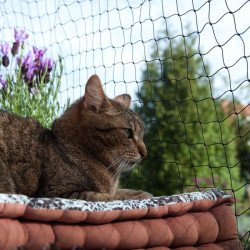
<box><xmin>11</xmin><ymin>28</ymin><xmax>29</xmax><ymax>56</ymax></box>
<box><xmin>17</xmin><ymin>51</ymin><xmax>35</xmax><ymax>85</ymax></box>
<box><xmin>19</xmin><ymin>51</ymin><xmax>33</xmax><ymax>67</ymax></box>
<box><xmin>0</xmin><ymin>75</ymin><xmax>6</xmax><ymax>89</ymax></box>
<box><xmin>0</xmin><ymin>42</ymin><xmax>9</xmax><ymax>56</ymax></box>
<box><xmin>24</xmin><ymin>64</ymin><xmax>36</xmax><ymax>85</ymax></box>
<box><xmin>32</xmin><ymin>47</ymin><xmax>54</xmax><ymax>84</ymax></box>
<box><xmin>41</xmin><ymin>57</ymin><xmax>54</xmax><ymax>72</ymax></box>
<box><xmin>18</xmin><ymin>51</ymin><xmax>34</xmax><ymax>75</ymax></box>
<box><xmin>18</xmin><ymin>47</ymin><xmax>54</xmax><ymax>88</ymax></box>
<box><xmin>0</xmin><ymin>43</ymin><xmax>10</xmax><ymax>67</ymax></box>
<box><xmin>39</xmin><ymin>57</ymin><xmax>54</xmax><ymax>83</ymax></box>
<box><xmin>14</xmin><ymin>28</ymin><xmax>29</xmax><ymax>43</ymax></box>
<box><xmin>26</xmin><ymin>65</ymin><xmax>36</xmax><ymax>80</ymax></box>
<box><xmin>33</xmin><ymin>47</ymin><xmax>47</xmax><ymax>61</ymax></box>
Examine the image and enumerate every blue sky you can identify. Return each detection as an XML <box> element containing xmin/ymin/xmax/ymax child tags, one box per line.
<box><xmin>0</xmin><ymin>0</ymin><xmax>249</xmax><ymax>106</ymax></box>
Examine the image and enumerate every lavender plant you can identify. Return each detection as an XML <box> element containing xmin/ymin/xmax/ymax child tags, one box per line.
<box><xmin>0</xmin><ymin>28</ymin><xmax>63</xmax><ymax>128</ymax></box>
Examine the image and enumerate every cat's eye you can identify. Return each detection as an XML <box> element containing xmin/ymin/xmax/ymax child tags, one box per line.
<box><xmin>124</xmin><ymin>128</ymin><xmax>133</xmax><ymax>139</ymax></box>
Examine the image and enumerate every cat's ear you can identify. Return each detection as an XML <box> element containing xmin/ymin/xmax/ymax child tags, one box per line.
<box><xmin>114</xmin><ymin>94</ymin><xmax>131</xmax><ymax>108</ymax></box>
<box><xmin>83</xmin><ymin>75</ymin><xmax>110</xmax><ymax>111</ymax></box>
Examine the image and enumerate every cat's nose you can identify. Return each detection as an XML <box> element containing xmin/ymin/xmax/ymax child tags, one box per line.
<box><xmin>140</xmin><ymin>150</ymin><xmax>146</xmax><ymax>158</ymax></box>
<box><xmin>139</xmin><ymin>144</ymin><xmax>147</xmax><ymax>159</ymax></box>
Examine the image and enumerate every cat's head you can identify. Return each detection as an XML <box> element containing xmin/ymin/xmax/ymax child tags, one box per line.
<box><xmin>52</xmin><ymin>75</ymin><xmax>147</xmax><ymax>174</ymax></box>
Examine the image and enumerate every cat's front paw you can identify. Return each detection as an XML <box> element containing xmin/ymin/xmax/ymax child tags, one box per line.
<box><xmin>133</xmin><ymin>190</ymin><xmax>153</xmax><ymax>200</ymax></box>
<box><xmin>115</xmin><ymin>188</ymin><xmax>153</xmax><ymax>200</ymax></box>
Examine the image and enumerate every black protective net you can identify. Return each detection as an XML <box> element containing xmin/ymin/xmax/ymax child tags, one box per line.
<box><xmin>0</xmin><ymin>0</ymin><xmax>249</xmax><ymax>246</ymax></box>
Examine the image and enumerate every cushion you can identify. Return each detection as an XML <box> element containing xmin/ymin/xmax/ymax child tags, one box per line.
<box><xmin>0</xmin><ymin>189</ymin><xmax>242</xmax><ymax>249</ymax></box>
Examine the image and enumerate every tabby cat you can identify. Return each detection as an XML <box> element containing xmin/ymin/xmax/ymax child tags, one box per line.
<box><xmin>0</xmin><ymin>75</ymin><xmax>152</xmax><ymax>201</ymax></box>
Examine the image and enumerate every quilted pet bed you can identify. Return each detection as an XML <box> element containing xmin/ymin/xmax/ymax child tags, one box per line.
<box><xmin>0</xmin><ymin>189</ymin><xmax>242</xmax><ymax>250</ymax></box>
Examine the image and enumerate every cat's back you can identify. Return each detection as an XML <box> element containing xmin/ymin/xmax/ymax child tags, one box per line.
<box><xmin>0</xmin><ymin>110</ymin><xmax>43</xmax><ymax>129</ymax></box>
<box><xmin>0</xmin><ymin>110</ymin><xmax>46</xmax><ymax>161</ymax></box>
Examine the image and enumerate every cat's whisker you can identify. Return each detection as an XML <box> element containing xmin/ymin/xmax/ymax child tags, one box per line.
<box><xmin>112</xmin><ymin>158</ymin><xmax>126</xmax><ymax>176</ymax></box>
<box><xmin>113</xmin><ymin>157</ymin><xmax>130</xmax><ymax>176</ymax></box>
<box><xmin>111</xmin><ymin>157</ymin><xmax>128</xmax><ymax>182</ymax></box>
<box><xmin>107</xmin><ymin>156</ymin><xmax>127</xmax><ymax>184</ymax></box>
<box><xmin>106</xmin><ymin>155</ymin><xmax>126</xmax><ymax>170</ymax></box>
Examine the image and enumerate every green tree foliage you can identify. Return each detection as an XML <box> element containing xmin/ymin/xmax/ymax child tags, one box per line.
<box><xmin>123</xmin><ymin>36</ymin><xmax>243</xmax><ymax>203</ymax></box>
<box><xmin>235</xmin><ymin>112</ymin><xmax>250</xmax><ymax>182</ymax></box>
